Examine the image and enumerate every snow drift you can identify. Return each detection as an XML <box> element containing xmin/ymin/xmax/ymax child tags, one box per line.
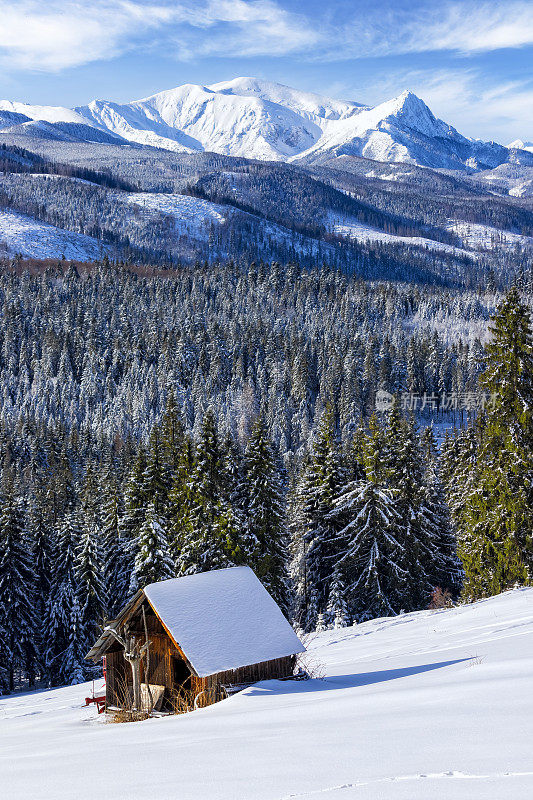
<box><xmin>1</xmin><ymin>588</ymin><xmax>532</xmax><ymax>799</ymax></box>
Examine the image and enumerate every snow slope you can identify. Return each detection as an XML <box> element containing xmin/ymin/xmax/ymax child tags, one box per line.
<box><xmin>328</xmin><ymin>212</ymin><xmax>477</xmax><ymax>258</ymax></box>
<box><xmin>2</xmin><ymin>588</ymin><xmax>532</xmax><ymax>799</ymax></box>
<box><xmin>0</xmin><ymin>209</ymin><xmax>109</xmax><ymax>260</ymax></box>
<box><xmin>0</xmin><ymin>100</ymin><xmax>88</xmax><ymax>125</ymax></box>
<box><xmin>509</xmin><ymin>139</ymin><xmax>533</xmax><ymax>153</ymax></box>
<box><xmin>115</xmin><ymin>191</ymin><xmax>337</xmax><ymax>259</ymax></box>
<box><xmin>446</xmin><ymin>220</ymin><xmax>533</xmax><ymax>252</ymax></box>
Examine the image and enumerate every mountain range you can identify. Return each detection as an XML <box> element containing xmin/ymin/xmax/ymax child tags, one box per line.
<box><xmin>1</xmin><ymin>77</ymin><xmax>532</xmax><ymax>172</ymax></box>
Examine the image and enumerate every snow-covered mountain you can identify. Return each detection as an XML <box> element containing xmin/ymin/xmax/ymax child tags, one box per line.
<box><xmin>1</xmin><ymin>77</ymin><xmax>532</xmax><ymax>171</ymax></box>
<box><xmin>508</xmin><ymin>139</ymin><xmax>533</xmax><ymax>153</ymax></box>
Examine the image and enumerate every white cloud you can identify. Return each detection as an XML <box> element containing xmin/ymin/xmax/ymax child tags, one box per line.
<box><xmin>320</xmin><ymin>1</ymin><xmax>533</xmax><ymax>60</ymax></box>
<box><xmin>0</xmin><ymin>0</ymin><xmax>318</xmax><ymax>72</ymax></box>
<box><xmin>415</xmin><ymin>2</ymin><xmax>533</xmax><ymax>54</ymax></box>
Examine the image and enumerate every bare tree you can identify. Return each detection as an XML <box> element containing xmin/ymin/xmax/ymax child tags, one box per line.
<box><xmin>106</xmin><ymin>621</ymin><xmax>152</xmax><ymax>712</ymax></box>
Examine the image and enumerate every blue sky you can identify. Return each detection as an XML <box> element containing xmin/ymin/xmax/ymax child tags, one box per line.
<box><xmin>1</xmin><ymin>0</ymin><xmax>532</xmax><ymax>143</ymax></box>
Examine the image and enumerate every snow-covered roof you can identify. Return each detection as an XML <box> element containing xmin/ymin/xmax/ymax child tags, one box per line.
<box><xmin>143</xmin><ymin>567</ymin><xmax>304</xmax><ymax>677</ymax></box>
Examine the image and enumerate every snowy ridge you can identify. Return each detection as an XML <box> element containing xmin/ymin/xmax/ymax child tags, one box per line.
<box><xmin>1</xmin><ymin>588</ymin><xmax>532</xmax><ymax>799</ymax></box>
<box><xmin>2</xmin><ymin>78</ymin><xmax>532</xmax><ymax>171</ymax></box>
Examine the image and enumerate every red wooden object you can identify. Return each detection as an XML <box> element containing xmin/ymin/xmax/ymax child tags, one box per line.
<box><xmin>84</xmin><ymin>694</ymin><xmax>106</xmax><ymax>713</ymax></box>
<box><xmin>85</xmin><ymin>657</ymin><xmax>107</xmax><ymax>713</ymax></box>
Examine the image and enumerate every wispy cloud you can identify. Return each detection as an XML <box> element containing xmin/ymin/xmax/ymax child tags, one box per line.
<box><xmin>321</xmin><ymin>1</ymin><xmax>533</xmax><ymax>60</ymax></box>
<box><xmin>0</xmin><ymin>0</ymin><xmax>318</xmax><ymax>72</ymax></box>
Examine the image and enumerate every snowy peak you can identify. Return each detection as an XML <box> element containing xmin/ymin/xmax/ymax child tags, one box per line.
<box><xmin>508</xmin><ymin>139</ymin><xmax>533</xmax><ymax>153</ymax></box>
<box><xmin>207</xmin><ymin>76</ymin><xmax>362</xmax><ymax>121</ymax></box>
<box><xmin>1</xmin><ymin>78</ymin><xmax>532</xmax><ymax>172</ymax></box>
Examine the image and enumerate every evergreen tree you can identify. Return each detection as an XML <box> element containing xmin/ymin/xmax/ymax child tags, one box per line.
<box><xmin>76</xmin><ymin>524</ymin><xmax>106</xmax><ymax>653</ymax></box>
<box><xmin>291</xmin><ymin>407</ymin><xmax>345</xmax><ymax>628</ymax></box>
<box><xmin>384</xmin><ymin>409</ymin><xmax>435</xmax><ymax>610</ymax></box>
<box><xmin>459</xmin><ymin>289</ymin><xmax>533</xmax><ymax>598</ymax></box>
<box><xmin>45</xmin><ymin>512</ymin><xmax>86</xmax><ymax>685</ymax></box>
<box><xmin>176</xmin><ymin>411</ymin><xmax>237</xmax><ymax>574</ymax></box>
<box><xmin>326</xmin><ymin>566</ymin><xmax>350</xmax><ymax>628</ymax></box>
<box><xmin>0</xmin><ymin>483</ymin><xmax>37</xmax><ymax>692</ymax></box>
<box><xmin>100</xmin><ymin>471</ymin><xmax>128</xmax><ymax>615</ymax></box>
<box><xmin>133</xmin><ymin>502</ymin><xmax>175</xmax><ymax>587</ymax></box>
<box><xmin>243</xmin><ymin>418</ymin><xmax>289</xmax><ymax>610</ymax></box>
<box><xmin>28</xmin><ymin>485</ymin><xmax>52</xmax><ymax>679</ymax></box>
<box><xmin>330</xmin><ymin>422</ymin><xmax>406</xmax><ymax>621</ymax></box>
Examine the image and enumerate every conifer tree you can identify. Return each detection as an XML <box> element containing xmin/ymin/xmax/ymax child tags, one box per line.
<box><xmin>133</xmin><ymin>502</ymin><xmax>175</xmax><ymax>587</ymax></box>
<box><xmin>330</xmin><ymin>426</ymin><xmax>405</xmax><ymax>621</ymax></box>
<box><xmin>176</xmin><ymin>411</ymin><xmax>237</xmax><ymax>574</ymax></box>
<box><xmin>326</xmin><ymin>566</ymin><xmax>350</xmax><ymax>628</ymax></box>
<box><xmin>458</xmin><ymin>289</ymin><xmax>533</xmax><ymax>598</ymax></box>
<box><xmin>45</xmin><ymin>512</ymin><xmax>86</xmax><ymax>685</ymax></box>
<box><xmin>28</xmin><ymin>485</ymin><xmax>52</xmax><ymax>678</ymax></box>
<box><xmin>291</xmin><ymin>407</ymin><xmax>345</xmax><ymax>628</ymax></box>
<box><xmin>384</xmin><ymin>409</ymin><xmax>435</xmax><ymax>610</ymax></box>
<box><xmin>0</xmin><ymin>482</ymin><xmax>37</xmax><ymax>692</ymax></box>
<box><xmin>120</xmin><ymin>446</ymin><xmax>148</xmax><ymax>592</ymax></box>
<box><xmin>76</xmin><ymin>524</ymin><xmax>106</xmax><ymax>653</ymax></box>
<box><xmin>100</xmin><ymin>472</ymin><xmax>128</xmax><ymax>615</ymax></box>
<box><xmin>243</xmin><ymin>418</ymin><xmax>289</xmax><ymax>610</ymax></box>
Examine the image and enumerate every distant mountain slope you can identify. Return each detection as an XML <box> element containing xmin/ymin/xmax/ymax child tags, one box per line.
<box><xmin>2</xmin><ymin>78</ymin><xmax>531</xmax><ymax>171</ymax></box>
<box><xmin>0</xmin><ymin>208</ymin><xmax>110</xmax><ymax>260</ymax></box>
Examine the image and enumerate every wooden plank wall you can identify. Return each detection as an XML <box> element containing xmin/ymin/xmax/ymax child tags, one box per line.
<box><xmin>191</xmin><ymin>655</ymin><xmax>296</xmax><ymax>696</ymax></box>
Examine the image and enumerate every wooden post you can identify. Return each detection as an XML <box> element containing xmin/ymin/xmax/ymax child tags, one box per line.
<box><xmin>106</xmin><ymin>625</ymin><xmax>151</xmax><ymax>712</ymax></box>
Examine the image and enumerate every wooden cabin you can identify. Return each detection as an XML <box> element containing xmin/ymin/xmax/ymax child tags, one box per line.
<box><xmin>86</xmin><ymin>566</ymin><xmax>305</xmax><ymax>714</ymax></box>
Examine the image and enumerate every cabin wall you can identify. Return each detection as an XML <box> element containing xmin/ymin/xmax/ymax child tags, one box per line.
<box><xmin>105</xmin><ymin>610</ymin><xmax>193</xmax><ymax>711</ymax></box>
<box><xmin>191</xmin><ymin>655</ymin><xmax>296</xmax><ymax>699</ymax></box>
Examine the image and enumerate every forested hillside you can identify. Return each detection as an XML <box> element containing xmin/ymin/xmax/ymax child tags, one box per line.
<box><xmin>0</xmin><ymin>258</ymin><xmax>531</xmax><ymax>692</ymax></box>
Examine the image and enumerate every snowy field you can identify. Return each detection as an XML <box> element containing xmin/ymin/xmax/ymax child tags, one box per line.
<box><xmin>446</xmin><ymin>220</ymin><xmax>533</xmax><ymax>252</ymax></box>
<box><xmin>327</xmin><ymin>212</ymin><xmax>476</xmax><ymax>259</ymax></box>
<box><xmin>0</xmin><ymin>209</ymin><xmax>108</xmax><ymax>260</ymax></box>
<box><xmin>1</xmin><ymin>588</ymin><xmax>532</xmax><ymax>800</ymax></box>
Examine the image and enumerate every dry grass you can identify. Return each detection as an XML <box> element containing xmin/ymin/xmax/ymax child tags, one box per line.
<box><xmin>295</xmin><ymin>651</ymin><xmax>324</xmax><ymax>680</ymax></box>
<box><xmin>428</xmin><ymin>586</ymin><xmax>454</xmax><ymax>609</ymax></box>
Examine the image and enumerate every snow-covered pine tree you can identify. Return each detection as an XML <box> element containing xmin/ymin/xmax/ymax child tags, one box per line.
<box><xmin>120</xmin><ymin>446</ymin><xmax>148</xmax><ymax>593</ymax></box>
<box><xmin>176</xmin><ymin>410</ymin><xmax>236</xmax><ymax>575</ymax></box>
<box><xmin>100</xmin><ymin>471</ymin><xmax>128</xmax><ymax>616</ymax></box>
<box><xmin>326</xmin><ymin>566</ymin><xmax>350</xmax><ymax>628</ymax></box>
<box><xmin>133</xmin><ymin>502</ymin><xmax>174</xmax><ymax>588</ymax></box>
<box><xmin>45</xmin><ymin>511</ymin><xmax>87</xmax><ymax>685</ymax></box>
<box><xmin>291</xmin><ymin>407</ymin><xmax>345</xmax><ymax>629</ymax></box>
<box><xmin>0</xmin><ymin>481</ymin><xmax>37</xmax><ymax>692</ymax></box>
<box><xmin>143</xmin><ymin>427</ymin><xmax>171</xmax><ymax>516</ymax></box>
<box><xmin>243</xmin><ymin>417</ymin><xmax>290</xmax><ymax>611</ymax></box>
<box><xmin>383</xmin><ymin>408</ymin><xmax>435</xmax><ymax>610</ymax></box>
<box><xmin>420</xmin><ymin>428</ymin><xmax>463</xmax><ymax>597</ymax></box>
<box><xmin>159</xmin><ymin>389</ymin><xmax>186</xmax><ymax>476</ymax></box>
<box><xmin>76</xmin><ymin>522</ymin><xmax>106</xmax><ymax>655</ymax></box>
<box><xmin>28</xmin><ymin>484</ymin><xmax>52</xmax><ymax>680</ymax></box>
<box><xmin>459</xmin><ymin>288</ymin><xmax>533</xmax><ymax>598</ymax></box>
<box><xmin>330</xmin><ymin>420</ymin><xmax>405</xmax><ymax>621</ymax></box>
